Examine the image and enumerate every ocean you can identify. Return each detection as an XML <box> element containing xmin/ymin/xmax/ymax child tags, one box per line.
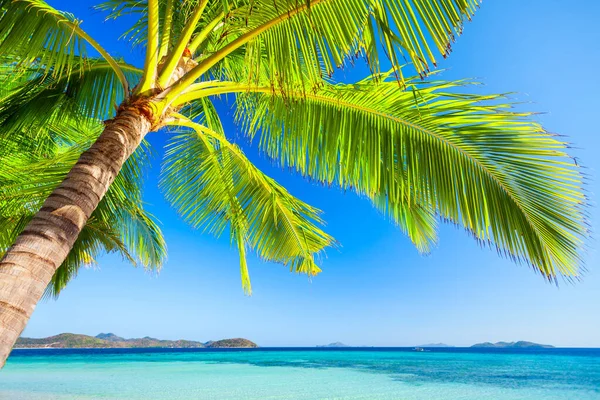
<box><xmin>1</xmin><ymin>347</ymin><xmax>599</xmax><ymax>399</ymax></box>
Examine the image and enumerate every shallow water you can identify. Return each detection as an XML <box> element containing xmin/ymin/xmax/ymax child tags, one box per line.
<box><xmin>2</xmin><ymin>348</ymin><xmax>599</xmax><ymax>399</ymax></box>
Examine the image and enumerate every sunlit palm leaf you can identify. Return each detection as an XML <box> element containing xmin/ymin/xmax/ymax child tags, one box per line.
<box><xmin>0</xmin><ymin>58</ymin><xmax>141</xmax><ymax>139</ymax></box>
<box><xmin>0</xmin><ymin>0</ymin><xmax>128</xmax><ymax>89</ymax></box>
<box><xmin>160</xmin><ymin>116</ymin><xmax>334</xmax><ymax>293</ymax></box>
<box><xmin>0</xmin><ymin>0</ymin><xmax>85</xmax><ymax>77</ymax></box>
<box><xmin>0</xmin><ymin>0</ymin><xmax>588</xmax><ymax>298</ymax></box>
<box><xmin>97</xmin><ymin>0</ymin><xmax>478</xmax><ymax>94</ymax></box>
<box><xmin>233</xmin><ymin>73</ymin><xmax>586</xmax><ymax>279</ymax></box>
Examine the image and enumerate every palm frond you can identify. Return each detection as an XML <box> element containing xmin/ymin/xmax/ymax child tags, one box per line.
<box><xmin>0</xmin><ymin>0</ymin><xmax>84</xmax><ymax>77</ymax></box>
<box><xmin>42</xmin><ymin>216</ymin><xmax>130</xmax><ymax>299</ymax></box>
<box><xmin>0</xmin><ymin>0</ymin><xmax>128</xmax><ymax>89</ymax></box>
<box><xmin>166</xmin><ymin>0</ymin><xmax>479</xmax><ymax>100</ymax></box>
<box><xmin>232</xmin><ymin>74</ymin><xmax>586</xmax><ymax>280</ymax></box>
<box><xmin>0</xmin><ymin>58</ymin><xmax>142</xmax><ymax>141</ymax></box>
<box><xmin>0</xmin><ymin>0</ymin><xmax>587</xmax><ymax>294</ymax></box>
<box><xmin>96</xmin><ymin>0</ymin><xmax>148</xmax><ymax>47</ymax></box>
<box><xmin>161</xmin><ymin>116</ymin><xmax>334</xmax><ymax>293</ymax></box>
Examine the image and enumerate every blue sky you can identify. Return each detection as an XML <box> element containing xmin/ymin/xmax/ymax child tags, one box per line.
<box><xmin>23</xmin><ymin>0</ymin><xmax>600</xmax><ymax>347</ymax></box>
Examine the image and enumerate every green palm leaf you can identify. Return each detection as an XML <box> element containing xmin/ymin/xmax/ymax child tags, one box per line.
<box><xmin>96</xmin><ymin>0</ymin><xmax>478</xmax><ymax>95</ymax></box>
<box><xmin>0</xmin><ymin>0</ymin><xmax>128</xmax><ymax>89</ymax></box>
<box><xmin>231</xmin><ymin>73</ymin><xmax>586</xmax><ymax>279</ymax></box>
<box><xmin>161</xmin><ymin>115</ymin><xmax>334</xmax><ymax>293</ymax></box>
<box><xmin>0</xmin><ymin>0</ymin><xmax>84</xmax><ymax>77</ymax></box>
<box><xmin>0</xmin><ymin>58</ymin><xmax>141</xmax><ymax>139</ymax></box>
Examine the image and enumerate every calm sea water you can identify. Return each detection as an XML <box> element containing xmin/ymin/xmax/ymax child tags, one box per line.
<box><xmin>1</xmin><ymin>347</ymin><xmax>599</xmax><ymax>399</ymax></box>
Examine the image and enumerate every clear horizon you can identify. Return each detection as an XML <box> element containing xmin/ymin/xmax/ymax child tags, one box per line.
<box><xmin>22</xmin><ymin>0</ymin><xmax>600</xmax><ymax>348</ymax></box>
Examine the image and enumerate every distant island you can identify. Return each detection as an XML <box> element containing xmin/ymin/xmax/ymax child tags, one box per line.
<box><xmin>418</xmin><ymin>343</ymin><xmax>454</xmax><ymax>348</ymax></box>
<box><xmin>317</xmin><ymin>342</ymin><xmax>350</xmax><ymax>348</ymax></box>
<box><xmin>15</xmin><ymin>333</ymin><xmax>258</xmax><ymax>349</ymax></box>
<box><xmin>471</xmin><ymin>341</ymin><xmax>554</xmax><ymax>349</ymax></box>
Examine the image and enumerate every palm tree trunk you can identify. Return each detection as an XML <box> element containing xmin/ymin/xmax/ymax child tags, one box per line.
<box><xmin>0</xmin><ymin>106</ymin><xmax>152</xmax><ymax>367</ymax></box>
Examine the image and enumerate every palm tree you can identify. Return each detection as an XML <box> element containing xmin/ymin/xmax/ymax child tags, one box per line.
<box><xmin>0</xmin><ymin>0</ymin><xmax>586</xmax><ymax>366</ymax></box>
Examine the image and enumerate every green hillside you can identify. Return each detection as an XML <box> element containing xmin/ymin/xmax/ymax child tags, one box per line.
<box><xmin>205</xmin><ymin>338</ymin><xmax>258</xmax><ymax>348</ymax></box>
<box><xmin>15</xmin><ymin>334</ymin><xmax>257</xmax><ymax>349</ymax></box>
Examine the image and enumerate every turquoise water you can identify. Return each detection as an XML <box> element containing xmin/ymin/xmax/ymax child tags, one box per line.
<box><xmin>2</xmin><ymin>348</ymin><xmax>599</xmax><ymax>399</ymax></box>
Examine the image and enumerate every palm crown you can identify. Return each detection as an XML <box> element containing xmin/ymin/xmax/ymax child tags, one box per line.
<box><xmin>0</xmin><ymin>0</ymin><xmax>588</xmax><ymax>364</ymax></box>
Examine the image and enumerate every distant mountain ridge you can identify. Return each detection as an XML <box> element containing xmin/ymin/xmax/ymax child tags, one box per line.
<box><xmin>471</xmin><ymin>341</ymin><xmax>554</xmax><ymax>349</ymax></box>
<box><xmin>15</xmin><ymin>333</ymin><xmax>257</xmax><ymax>349</ymax></box>
<box><xmin>317</xmin><ymin>342</ymin><xmax>350</xmax><ymax>348</ymax></box>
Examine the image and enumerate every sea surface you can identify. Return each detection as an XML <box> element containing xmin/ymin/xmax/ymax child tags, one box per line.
<box><xmin>1</xmin><ymin>347</ymin><xmax>599</xmax><ymax>399</ymax></box>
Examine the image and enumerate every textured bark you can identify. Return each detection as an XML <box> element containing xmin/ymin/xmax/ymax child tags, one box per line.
<box><xmin>0</xmin><ymin>107</ymin><xmax>152</xmax><ymax>366</ymax></box>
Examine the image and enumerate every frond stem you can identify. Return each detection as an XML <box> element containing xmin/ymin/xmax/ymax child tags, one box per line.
<box><xmin>137</xmin><ymin>0</ymin><xmax>160</xmax><ymax>94</ymax></box>
<box><xmin>158</xmin><ymin>0</ymin><xmax>175</xmax><ymax>59</ymax></box>
<box><xmin>188</xmin><ymin>12</ymin><xmax>224</xmax><ymax>55</ymax></box>
<box><xmin>158</xmin><ymin>0</ymin><xmax>209</xmax><ymax>88</ymax></box>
